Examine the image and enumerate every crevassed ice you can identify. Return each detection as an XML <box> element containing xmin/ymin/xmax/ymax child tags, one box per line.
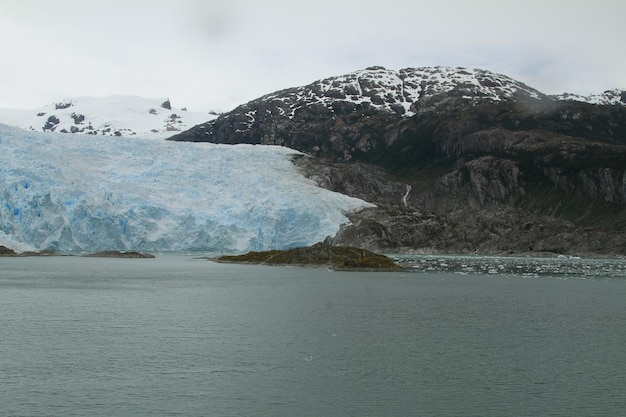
<box><xmin>0</xmin><ymin>124</ymin><xmax>373</xmax><ymax>253</ymax></box>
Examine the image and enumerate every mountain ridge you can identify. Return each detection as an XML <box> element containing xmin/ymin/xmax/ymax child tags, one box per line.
<box><xmin>169</xmin><ymin>65</ymin><xmax>624</xmax><ymax>144</ymax></box>
<box><xmin>255</xmin><ymin>66</ymin><xmax>547</xmax><ymax>118</ymax></box>
<box><xmin>0</xmin><ymin>66</ymin><xmax>623</xmax><ymax>141</ymax></box>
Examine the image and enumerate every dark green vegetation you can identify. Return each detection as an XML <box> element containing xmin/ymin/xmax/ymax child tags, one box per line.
<box><xmin>216</xmin><ymin>242</ymin><xmax>401</xmax><ymax>270</ymax></box>
<box><xmin>170</xmin><ymin>68</ymin><xmax>626</xmax><ymax>255</ymax></box>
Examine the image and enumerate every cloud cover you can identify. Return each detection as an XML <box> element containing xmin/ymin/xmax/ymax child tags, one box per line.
<box><xmin>1</xmin><ymin>0</ymin><xmax>624</xmax><ymax>112</ymax></box>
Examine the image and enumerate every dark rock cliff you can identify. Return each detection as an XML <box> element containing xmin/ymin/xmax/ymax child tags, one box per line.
<box><xmin>0</xmin><ymin>245</ymin><xmax>17</xmax><ymax>256</ymax></box>
<box><xmin>170</xmin><ymin>66</ymin><xmax>626</xmax><ymax>255</ymax></box>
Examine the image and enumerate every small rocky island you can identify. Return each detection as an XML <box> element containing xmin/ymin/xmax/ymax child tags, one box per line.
<box><xmin>215</xmin><ymin>242</ymin><xmax>401</xmax><ymax>271</ymax></box>
<box><xmin>82</xmin><ymin>251</ymin><xmax>155</xmax><ymax>259</ymax></box>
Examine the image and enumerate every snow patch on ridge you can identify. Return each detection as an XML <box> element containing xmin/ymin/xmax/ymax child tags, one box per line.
<box><xmin>554</xmin><ymin>89</ymin><xmax>626</xmax><ymax>106</ymax></box>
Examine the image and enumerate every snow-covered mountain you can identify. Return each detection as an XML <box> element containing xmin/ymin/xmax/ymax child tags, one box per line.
<box><xmin>251</xmin><ymin>66</ymin><xmax>546</xmax><ymax>119</ymax></box>
<box><xmin>0</xmin><ymin>96</ymin><xmax>218</xmax><ymax>139</ymax></box>
<box><xmin>171</xmin><ymin>65</ymin><xmax>625</xmax><ymax>147</ymax></box>
<box><xmin>256</xmin><ymin>66</ymin><xmax>624</xmax><ymax>117</ymax></box>
<box><xmin>1</xmin><ymin>68</ymin><xmax>622</xmax><ymax>142</ymax></box>
<box><xmin>169</xmin><ymin>66</ymin><xmax>626</xmax><ymax>256</ymax></box>
<box><xmin>0</xmin><ymin>124</ymin><xmax>372</xmax><ymax>253</ymax></box>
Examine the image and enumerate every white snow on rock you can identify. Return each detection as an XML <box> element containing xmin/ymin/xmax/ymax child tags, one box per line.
<box><xmin>0</xmin><ymin>124</ymin><xmax>373</xmax><ymax>253</ymax></box>
<box><xmin>0</xmin><ymin>95</ymin><xmax>217</xmax><ymax>139</ymax></box>
<box><xmin>259</xmin><ymin>66</ymin><xmax>546</xmax><ymax>119</ymax></box>
<box><xmin>553</xmin><ymin>89</ymin><xmax>626</xmax><ymax>106</ymax></box>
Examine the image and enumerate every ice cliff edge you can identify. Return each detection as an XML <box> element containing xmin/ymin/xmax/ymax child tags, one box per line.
<box><xmin>0</xmin><ymin>124</ymin><xmax>372</xmax><ymax>253</ymax></box>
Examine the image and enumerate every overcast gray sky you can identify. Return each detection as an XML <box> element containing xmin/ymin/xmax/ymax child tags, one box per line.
<box><xmin>1</xmin><ymin>0</ymin><xmax>624</xmax><ymax>112</ymax></box>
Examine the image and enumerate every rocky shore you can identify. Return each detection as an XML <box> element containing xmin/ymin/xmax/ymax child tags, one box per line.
<box><xmin>81</xmin><ymin>251</ymin><xmax>155</xmax><ymax>258</ymax></box>
<box><xmin>0</xmin><ymin>246</ymin><xmax>155</xmax><ymax>259</ymax></box>
<box><xmin>0</xmin><ymin>245</ymin><xmax>17</xmax><ymax>256</ymax></box>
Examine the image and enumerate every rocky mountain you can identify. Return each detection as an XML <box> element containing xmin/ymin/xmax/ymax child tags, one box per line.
<box><xmin>170</xmin><ymin>66</ymin><xmax>626</xmax><ymax>256</ymax></box>
<box><xmin>0</xmin><ymin>96</ymin><xmax>218</xmax><ymax>139</ymax></box>
<box><xmin>169</xmin><ymin>66</ymin><xmax>547</xmax><ymax>154</ymax></box>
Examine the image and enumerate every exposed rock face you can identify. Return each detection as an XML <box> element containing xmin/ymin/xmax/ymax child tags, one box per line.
<box><xmin>55</xmin><ymin>100</ymin><xmax>73</xmax><ymax>110</ymax></box>
<box><xmin>293</xmin><ymin>156</ymin><xmax>626</xmax><ymax>255</ymax></box>
<box><xmin>43</xmin><ymin>115</ymin><xmax>60</xmax><ymax>131</ymax></box>
<box><xmin>171</xmin><ymin>66</ymin><xmax>626</xmax><ymax>255</ymax></box>
<box><xmin>71</xmin><ymin>112</ymin><xmax>85</xmax><ymax>124</ymax></box>
<box><xmin>0</xmin><ymin>245</ymin><xmax>17</xmax><ymax>256</ymax></box>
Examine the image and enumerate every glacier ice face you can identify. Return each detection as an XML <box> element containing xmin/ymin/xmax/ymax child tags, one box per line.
<box><xmin>0</xmin><ymin>124</ymin><xmax>373</xmax><ymax>253</ymax></box>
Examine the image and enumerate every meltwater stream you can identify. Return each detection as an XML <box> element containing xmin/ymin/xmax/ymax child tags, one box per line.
<box><xmin>1</xmin><ymin>254</ymin><xmax>625</xmax><ymax>417</ymax></box>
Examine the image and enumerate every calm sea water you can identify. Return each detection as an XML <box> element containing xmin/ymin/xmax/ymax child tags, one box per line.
<box><xmin>1</xmin><ymin>254</ymin><xmax>625</xmax><ymax>417</ymax></box>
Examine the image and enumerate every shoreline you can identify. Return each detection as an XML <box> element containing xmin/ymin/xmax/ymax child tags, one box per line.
<box><xmin>0</xmin><ymin>246</ymin><xmax>155</xmax><ymax>259</ymax></box>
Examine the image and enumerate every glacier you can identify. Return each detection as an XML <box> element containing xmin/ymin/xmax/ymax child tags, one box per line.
<box><xmin>0</xmin><ymin>124</ymin><xmax>373</xmax><ymax>253</ymax></box>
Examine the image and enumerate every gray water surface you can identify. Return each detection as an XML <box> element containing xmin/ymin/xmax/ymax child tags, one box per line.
<box><xmin>1</xmin><ymin>255</ymin><xmax>625</xmax><ymax>416</ymax></box>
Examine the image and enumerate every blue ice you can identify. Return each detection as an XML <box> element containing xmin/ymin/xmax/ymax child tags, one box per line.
<box><xmin>0</xmin><ymin>124</ymin><xmax>373</xmax><ymax>253</ymax></box>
